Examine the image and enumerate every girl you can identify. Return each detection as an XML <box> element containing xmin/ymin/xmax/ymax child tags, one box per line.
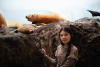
<box><xmin>42</xmin><ymin>26</ymin><xmax>78</xmax><ymax>67</ymax></box>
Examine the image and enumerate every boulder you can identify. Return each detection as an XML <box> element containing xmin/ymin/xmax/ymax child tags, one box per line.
<box><xmin>0</xmin><ymin>18</ymin><xmax>100</xmax><ymax>67</ymax></box>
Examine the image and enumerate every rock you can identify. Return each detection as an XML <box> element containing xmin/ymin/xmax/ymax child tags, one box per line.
<box><xmin>0</xmin><ymin>32</ymin><xmax>44</xmax><ymax>67</ymax></box>
<box><xmin>0</xmin><ymin>18</ymin><xmax>100</xmax><ymax>67</ymax></box>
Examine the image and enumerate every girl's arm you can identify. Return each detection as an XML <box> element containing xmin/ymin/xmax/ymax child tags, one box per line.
<box><xmin>44</xmin><ymin>55</ymin><xmax>56</xmax><ymax>64</ymax></box>
<box><xmin>42</xmin><ymin>48</ymin><xmax>56</xmax><ymax>64</ymax></box>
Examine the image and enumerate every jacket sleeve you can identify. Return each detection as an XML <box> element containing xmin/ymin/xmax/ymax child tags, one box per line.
<box><xmin>44</xmin><ymin>50</ymin><xmax>57</xmax><ymax>64</ymax></box>
<box><xmin>60</xmin><ymin>46</ymin><xmax>78</xmax><ymax>67</ymax></box>
<box><xmin>45</xmin><ymin>55</ymin><xmax>56</xmax><ymax>64</ymax></box>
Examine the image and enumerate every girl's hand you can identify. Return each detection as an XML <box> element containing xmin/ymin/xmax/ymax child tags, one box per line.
<box><xmin>41</xmin><ymin>48</ymin><xmax>47</xmax><ymax>57</ymax></box>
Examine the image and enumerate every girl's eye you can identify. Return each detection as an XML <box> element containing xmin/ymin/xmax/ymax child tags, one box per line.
<box><xmin>65</xmin><ymin>33</ymin><xmax>68</xmax><ymax>36</ymax></box>
<box><xmin>60</xmin><ymin>34</ymin><xmax>68</xmax><ymax>37</ymax></box>
<box><xmin>60</xmin><ymin>34</ymin><xmax>63</xmax><ymax>37</ymax></box>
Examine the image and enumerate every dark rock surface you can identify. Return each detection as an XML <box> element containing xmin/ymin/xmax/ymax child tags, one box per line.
<box><xmin>0</xmin><ymin>32</ymin><xmax>44</xmax><ymax>67</ymax></box>
<box><xmin>0</xmin><ymin>18</ymin><xmax>100</xmax><ymax>67</ymax></box>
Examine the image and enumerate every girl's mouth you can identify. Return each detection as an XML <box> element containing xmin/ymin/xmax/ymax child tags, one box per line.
<box><xmin>62</xmin><ymin>40</ymin><xmax>68</xmax><ymax>42</ymax></box>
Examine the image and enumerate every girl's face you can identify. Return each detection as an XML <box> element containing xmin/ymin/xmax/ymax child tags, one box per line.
<box><xmin>60</xmin><ymin>30</ymin><xmax>71</xmax><ymax>45</ymax></box>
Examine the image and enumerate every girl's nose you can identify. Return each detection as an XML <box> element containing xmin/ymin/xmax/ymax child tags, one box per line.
<box><xmin>62</xmin><ymin>36</ymin><xmax>67</xmax><ymax>39</ymax></box>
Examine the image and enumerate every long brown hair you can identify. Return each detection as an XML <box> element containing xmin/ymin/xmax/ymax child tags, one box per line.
<box><xmin>59</xmin><ymin>26</ymin><xmax>73</xmax><ymax>56</ymax></box>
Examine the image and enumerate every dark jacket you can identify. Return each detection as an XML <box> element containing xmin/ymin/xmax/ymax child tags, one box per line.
<box><xmin>45</xmin><ymin>44</ymin><xmax>78</xmax><ymax>67</ymax></box>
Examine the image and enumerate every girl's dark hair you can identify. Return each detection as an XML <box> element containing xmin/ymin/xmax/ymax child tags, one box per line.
<box><xmin>59</xmin><ymin>26</ymin><xmax>73</xmax><ymax>57</ymax></box>
<box><xmin>59</xmin><ymin>26</ymin><xmax>73</xmax><ymax>45</ymax></box>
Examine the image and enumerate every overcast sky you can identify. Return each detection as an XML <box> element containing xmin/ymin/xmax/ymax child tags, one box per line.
<box><xmin>0</xmin><ymin>0</ymin><xmax>100</xmax><ymax>24</ymax></box>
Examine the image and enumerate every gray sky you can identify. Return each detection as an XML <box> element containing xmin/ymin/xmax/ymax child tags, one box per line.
<box><xmin>0</xmin><ymin>0</ymin><xmax>100</xmax><ymax>24</ymax></box>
